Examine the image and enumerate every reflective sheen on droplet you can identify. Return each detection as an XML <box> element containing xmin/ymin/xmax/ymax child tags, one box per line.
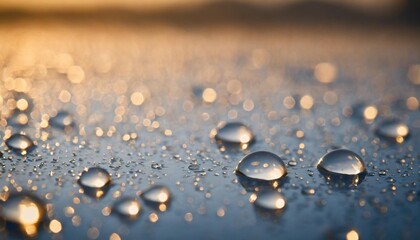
<box><xmin>254</xmin><ymin>191</ymin><xmax>286</xmax><ymax>210</ymax></box>
<box><xmin>317</xmin><ymin>149</ymin><xmax>366</xmax><ymax>176</ymax></box>
<box><xmin>214</xmin><ymin>122</ymin><xmax>254</xmax><ymax>149</ymax></box>
<box><xmin>49</xmin><ymin>111</ymin><xmax>74</xmax><ymax>129</ymax></box>
<box><xmin>78</xmin><ymin>167</ymin><xmax>111</xmax><ymax>189</ymax></box>
<box><xmin>112</xmin><ymin>198</ymin><xmax>141</xmax><ymax>219</ymax></box>
<box><xmin>374</xmin><ymin>119</ymin><xmax>410</xmax><ymax>143</ymax></box>
<box><xmin>0</xmin><ymin>192</ymin><xmax>45</xmax><ymax>237</ymax></box>
<box><xmin>5</xmin><ymin>134</ymin><xmax>34</xmax><ymax>152</ymax></box>
<box><xmin>317</xmin><ymin>149</ymin><xmax>367</xmax><ymax>187</ymax></box>
<box><xmin>236</xmin><ymin>151</ymin><xmax>287</xmax><ymax>181</ymax></box>
<box><xmin>141</xmin><ymin>185</ymin><xmax>171</xmax><ymax>204</ymax></box>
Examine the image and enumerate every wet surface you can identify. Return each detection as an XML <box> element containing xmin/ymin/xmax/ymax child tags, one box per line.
<box><xmin>0</xmin><ymin>18</ymin><xmax>419</xmax><ymax>240</ymax></box>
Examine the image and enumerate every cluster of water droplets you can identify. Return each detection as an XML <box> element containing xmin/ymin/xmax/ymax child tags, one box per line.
<box><xmin>0</xmin><ymin>76</ymin><xmax>416</xmax><ymax>238</ymax></box>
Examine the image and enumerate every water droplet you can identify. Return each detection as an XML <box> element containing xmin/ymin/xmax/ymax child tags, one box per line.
<box><xmin>302</xmin><ymin>187</ymin><xmax>316</xmax><ymax>195</ymax></box>
<box><xmin>188</xmin><ymin>164</ymin><xmax>200</xmax><ymax>171</ymax></box>
<box><xmin>317</xmin><ymin>149</ymin><xmax>366</xmax><ymax>185</ymax></box>
<box><xmin>0</xmin><ymin>192</ymin><xmax>45</xmax><ymax>237</ymax></box>
<box><xmin>375</xmin><ymin>119</ymin><xmax>410</xmax><ymax>143</ymax></box>
<box><xmin>236</xmin><ymin>151</ymin><xmax>287</xmax><ymax>181</ymax></box>
<box><xmin>151</xmin><ymin>163</ymin><xmax>162</xmax><ymax>170</ymax></box>
<box><xmin>78</xmin><ymin>167</ymin><xmax>111</xmax><ymax>189</ymax></box>
<box><xmin>254</xmin><ymin>190</ymin><xmax>286</xmax><ymax>210</ymax></box>
<box><xmin>5</xmin><ymin>134</ymin><xmax>34</xmax><ymax>153</ymax></box>
<box><xmin>141</xmin><ymin>185</ymin><xmax>171</xmax><ymax>204</ymax></box>
<box><xmin>214</xmin><ymin>122</ymin><xmax>254</xmax><ymax>149</ymax></box>
<box><xmin>112</xmin><ymin>198</ymin><xmax>141</xmax><ymax>219</ymax></box>
<box><xmin>49</xmin><ymin>111</ymin><xmax>74</xmax><ymax>130</ymax></box>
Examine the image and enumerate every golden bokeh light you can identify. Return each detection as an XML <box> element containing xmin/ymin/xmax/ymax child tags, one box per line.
<box><xmin>202</xmin><ymin>88</ymin><xmax>217</xmax><ymax>103</ymax></box>
<box><xmin>408</xmin><ymin>64</ymin><xmax>420</xmax><ymax>84</ymax></box>
<box><xmin>314</xmin><ymin>62</ymin><xmax>337</xmax><ymax>83</ymax></box>
<box><xmin>363</xmin><ymin>105</ymin><xmax>378</xmax><ymax>121</ymax></box>
<box><xmin>346</xmin><ymin>230</ymin><xmax>359</xmax><ymax>240</ymax></box>
<box><xmin>109</xmin><ymin>233</ymin><xmax>122</xmax><ymax>240</ymax></box>
<box><xmin>67</xmin><ymin>65</ymin><xmax>85</xmax><ymax>83</ymax></box>
<box><xmin>300</xmin><ymin>95</ymin><xmax>314</xmax><ymax>110</ymax></box>
<box><xmin>406</xmin><ymin>96</ymin><xmax>419</xmax><ymax>110</ymax></box>
<box><xmin>49</xmin><ymin>219</ymin><xmax>62</xmax><ymax>234</ymax></box>
<box><xmin>130</xmin><ymin>92</ymin><xmax>145</xmax><ymax>106</ymax></box>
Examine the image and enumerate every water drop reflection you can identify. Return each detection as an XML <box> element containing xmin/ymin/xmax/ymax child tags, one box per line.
<box><xmin>0</xmin><ymin>192</ymin><xmax>45</xmax><ymax>237</ymax></box>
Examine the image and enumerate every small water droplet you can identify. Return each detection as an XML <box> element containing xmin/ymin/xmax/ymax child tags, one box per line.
<box><xmin>214</xmin><ymin>122</ymin><xmax>254</xmax><ymax>149</ymax></box>
<box><xmin>288</xmin><ymin>160</ymin><xmax>297</xmax><ymax>166</ymax></box>
<box><xmin>141</xmin><ymin>185</ymin><xmax>171</xmax><ymax>204</ymax></box>
<box><xmin>317</xmin><ymin>149</ymin><xmax>366</xmax><ymax>186</ymax></box>
<box><xmin>0</xmin><ymin>192</ymin><xmax>45</xmax><ymax>237</ymax></box>
<box><xmin>254</xmin><ymin>190</ymin><xmax>286</xmax><ymax>210</ymax></box>
<box><xmin>5</xmin><ymin>134</ymin><xmax>34</xmax><ymax>153</ymax></box>
<box><xmin>302</xmin><ymin>187</ymin><xmax>316</xmax><ymax>195</ymax></box>
<box><xmin>78</xmin><ymin>167</ymin><xmax>111</xmax><ymax>189</ymax></box>
<box><xmin>49</xmin><ymin>111</ymin><xmax>74</xmax><ymax>130</ymax></box>
<box><xmin>188</xmin><ymin>164</ymin><xmax>200</xmax><ymax>171</ymax></box>
<box><xmin>375</xmin><ymin>119</ymin><xmax>410</xmax><ymax>143</ymax></box>
<box><xmin>236</xmin><ymin>151</ymin><xmax>287</xmax><ymax>181</ymax></box>
<box><xmin>112</xmin><ymin>198</ymin><xmax>141</xmax><ymax>219</ymax></box>
<box><xmin>151</xmin><ymin>163</ymin><xmax>162</xmax><ymax>170</ymax></box>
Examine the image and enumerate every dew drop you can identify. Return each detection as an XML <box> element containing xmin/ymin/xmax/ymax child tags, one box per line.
<box><xmin>254</xmin><ymin>190</ymin><xmax>286</xmax><ymax>210</ymax></box>
<box><xmin>78</xmin><ymin>167</ymin><xmax>111</xmax><ymax>189</ymax></box>
<box><xmin>214</xmin><ymin>122</ymin><xmax>254</xmax><ymax>149</ymax></box>
<box><xmin>49</xmin><ymin>111</ymin><xmax>74</xmax><ymax>130</ymax></box>
<box><xmin>0</xmin><ymin>192</ymin><xmax>45</xmax><ymax>237</ymax></box>
<box><xmin>317</xmin><ymin>149</ymin><xmax>366</xmax><ymax>176</ymax></box>
<box><xmin>5</xmin><ymin>134</ymin><xmax>34</xmax><ymax>152</ymax></box>
<box><xmin>374</xmin><ymin>119</ymin><xmax>410</xmax><ymax>143</ymax></box>
<box><xmin>141</xmin><ymin>185</ymin><xmax>171</xmax><ymax>204</ymax></box>
<box><xmin>112</xmin><ymin>198</ymin><xmax>141</xmax><ymax>219</ymax></box>
<box><xmin>236</xmin><ymin>151</ymin><xmax>287</xmax><ymax>181</ymax></box>
<box><xmin>317</xmin><ymin>149</ymin><xmax>367</xmax><ymax>186</ymax></box>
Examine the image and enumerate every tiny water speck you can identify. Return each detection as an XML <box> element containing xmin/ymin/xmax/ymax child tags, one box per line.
<box><xmin>236</xmin><ymin>151</ymin><xmax>287</xmax><ymax>181</ymax></box>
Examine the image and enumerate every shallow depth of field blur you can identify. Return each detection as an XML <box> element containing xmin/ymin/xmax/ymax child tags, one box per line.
<box><xmin>0</xmin><ymin>1</ymin><xmax>419</xmax><ymax>240</ymax></box>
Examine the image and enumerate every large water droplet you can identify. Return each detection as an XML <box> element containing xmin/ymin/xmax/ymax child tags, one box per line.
<box><xmin>49</xmin><ymin>111</ymin><xmax>74</xmax><ymax>130</ymax></box>
<box><xmin>374</xmin><ymin>119</ymin><xmax>410</xmax><ymax>143</ymax></box>
<box><xmin>5</xmin><ymin>134</ymin><xmax>34</xmax><ymax>153</ymax></box>
<box><xmin>141</xmin><ymin>185</ymin><xmax>171</xmax><ymax>204</ymax></box>
<box><xmin>254</xmin><ymin>191</ymin><xmax>286</xmax><ymax>210</ymax></box>
<box><xmin>112</xmin><ymin>198</ymin><xmax>141</xmax><ymax>219</ymax></box>
<box><xmin>236</xmin><ymin>151</ymin><xmax>287</xmax><ymax>181</ymax></box>
<box><xmin>317</xmin><ymin>149</ymin><xmax>366</xmax><ymax>185</ymax></box>
<box><xmin>214</xmin><ymin>122</ymin><xmax>254</xmax><ymax>149</ymax></box>
<box><xmin>0</xmin><ymin>192</ymin><xmax>45</xmax><ymax>237</ymax></box>
<box><xmin>79</xmin><ymin>167</ymin><xmax>111</xmax><ymax>189</ymax></box>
